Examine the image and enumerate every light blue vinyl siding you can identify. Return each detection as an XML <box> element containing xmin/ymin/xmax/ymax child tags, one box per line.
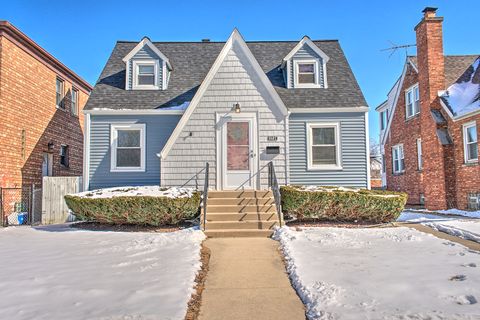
<box><xmin>88</xmin><ymin>114</ymin><xmax>180</xmax><ymax>190</ymax></box>
<box><xmin>288</xmin><ymin>112</ymin><xmax>367</xmax><ymax>188</ymax></box>
<box><xmin>127</xmin><ymin>45</ymin><xmax>164</xmax><ymax>90</ymax></box>
<box><xmin>288</xmin><ymin>44</ymin><xmax>325</xmax><ymax>88</ymax></box>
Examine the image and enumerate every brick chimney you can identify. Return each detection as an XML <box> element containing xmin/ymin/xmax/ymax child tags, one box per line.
<box><xmin>415</xmin><ymin>7</ymin><xmax>448</xmax><ymax>210</ymax></box>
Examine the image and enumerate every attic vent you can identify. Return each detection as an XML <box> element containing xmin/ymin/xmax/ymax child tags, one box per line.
<box><xmin>201</xmin><ymin>39</ymin><xmax>210</xmax><ymax>42</ymax></box>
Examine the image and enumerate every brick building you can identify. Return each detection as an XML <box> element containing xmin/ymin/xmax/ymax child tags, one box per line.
<box><xmin>377</xmin><ymin>8</ymin><xmax>480</xmax><ymax>210</ymax></box>
<box><xmin>0</xmin><ymin>21</ymin><xmax>92</xmax><ymax>190</ymax></box>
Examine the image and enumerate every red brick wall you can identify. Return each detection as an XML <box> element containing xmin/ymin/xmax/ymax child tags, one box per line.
<box><xmin>447</xmin><ymin>114</ymin><xmax>480</xmax><ymax>209</ymax></box>
<box><xmin>415</xmin><ymin>14</ymin><xmax>448</xmax><ymax>210</ymax></box>
<box><xmin>0</xmin><ymin>35</ymin><xmax>90</xmax><ymax>189</ymax></box>
<box><xmin>385</xmin><ymin>64</ymin><xmax>424</xmax><ymax>205</ymax></box>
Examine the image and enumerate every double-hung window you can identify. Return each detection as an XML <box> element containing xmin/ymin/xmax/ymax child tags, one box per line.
<box><xmin>307</xmin><ymin>123</ymin><xmax>341</xmax><ymax>170</ymax></box>
<box><xmin>392</xmin><ymin>144</ymin><xmax>405</xmax><ymax>174</ymax></box>
<box><xmin>111</xmin><ymin>124</ymin><xmax>146</xmax><ymax>172</ymax></box>
<box><xmin>417</xmin><ymin>138</ymin><xmax>423</xmax><ymax>170</ymax></box>
<box><xmin>380</xmin><ymin>110</ymin><xmax>388</xmax><ymax>130</ymax></box>
<box><xmin>71</xmin><ymin>88</ymin><xmax>78</xmax><ymax>116</ymax></box>
<box><xmin>60</xmin><ymin>145</ymin><xmax>69</xmax><ymax>167</ymax></box>
<box><xmin>56</xmin><ymin>78</ymin><xmax>64</xmax><ymax>109</ymax></box>
<box><xmin>463</xmin><ymin>122</ymin><xmax>478</xmax><ymax>163</ymax></box>
<box><xmin>294</xmin><ymin>60</ymin><xmax>320</xmax><ymax>87</ymax></box>
<box><xmin>133</xmin><ymin>60</ymin><xmax>158</xmax><ymax>89</ymax></box>
<box><xmin>405</xmin><ymin>84</ymin><xmax>420</xmax><ymax>118</ymax></box>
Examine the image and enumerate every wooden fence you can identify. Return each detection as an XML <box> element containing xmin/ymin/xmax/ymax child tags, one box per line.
<box><xmin>42</xmin><ymin>176</ymin><xmax>82</xmax><ymax>224</ymax></box>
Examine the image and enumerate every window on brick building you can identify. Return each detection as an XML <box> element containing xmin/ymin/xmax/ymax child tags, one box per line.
<box><xmin>417</xmin><ymin>138</ymin><xmax>423</xmax><ymax>170</ymax></box>
<box><xmin>392</xmin><ymin>144</ymin><xmax>405</xmax><ymax>174</ymax></box>
<box><xmin>56</xmin><ymin>78</ymin><xmax>65</xmax><ymax>109</ymax></box>
<box><xmin>405</xmin><ymin>84</ymin><xmax>420</xmax><ymax>118</ymax></box>
<box><xmin>60</xmin><ymin>145</ymin><xmax>69</xmax><ymax>167</ymax></box>
<box><xmin>71</xmin><ymin>88</ymin><xmax>78</xmax><ymax>116</ymax></box>
<box><xmin>380</xmin><ymin>110</ymin><xmax>388</xmax><ymax>130</ymax></box>
<box><xmin>463</xmin><ymin>122</ymin><xmax>478</xmax><ymax>163</ymax></box>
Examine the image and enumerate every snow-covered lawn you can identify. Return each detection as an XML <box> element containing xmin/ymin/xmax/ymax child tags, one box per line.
<box><xmin>398</xmin><ymin>210</ymin><xmax>480</xmax><ymax>243</ymax></box>
<box><xmin>0</xmin><ymin>225</ymin><xmax>205</xmax><ymax>320</ymax></box>
<box><xmin>275</xmin><ymin>226</ymin><xmax>480</xmax><ymax>320</ymax></box>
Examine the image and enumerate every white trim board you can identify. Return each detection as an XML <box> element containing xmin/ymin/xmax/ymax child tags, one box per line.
<box><xmin>380</xmin><ymin>57</ymin><xmax>416</xmax><ymax>146</ymax></box>
<box><xmin>282</xmin><ymin>36</ymin><xmax>330</xmax><ymax>66</ymax></box>
<box><xmin>122</xmin><ymin>37</ymin><xmax>172</xmax><ymax>70</ymax></box>
<box><xmin>84</xmin><ymin>109</ymin><xmax>184</xmax><ymax>115</ymax></box>
<box><xmin>290</xmin><ymin>107</ymin><xmax>368</xmax><ymax>113</ymax></box>
<box><xmin>83</xmin><ymin>113</ymin><xmax>91</xmax><ymax>191</ymax></box>
<box><xmin>159</xmin><ymin>28</ymin><xmax>289</xmax><ymax>160</ymax></box>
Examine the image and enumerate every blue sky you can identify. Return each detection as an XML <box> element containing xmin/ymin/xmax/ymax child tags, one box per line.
<box><xmin>2</xmin><ymin>1</ymin><xmax>478</xmax><ymax>142</ymax></box>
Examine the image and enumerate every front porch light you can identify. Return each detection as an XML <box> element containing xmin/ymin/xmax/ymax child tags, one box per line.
<box><xmin>234</xmin><ymin>103</ymin><xmax>241</xmax><ymax>113</ymax></box>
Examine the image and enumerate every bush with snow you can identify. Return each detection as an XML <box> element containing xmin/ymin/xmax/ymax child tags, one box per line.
<box><xmin>65</xmin><ymin>186</ymin><xmax>200</xmax><ymax>226</ymax></box>
<box><xmin>281</xmin><ymin>185</ymin><xmax>407</xmax><ymax>223</ymax></box>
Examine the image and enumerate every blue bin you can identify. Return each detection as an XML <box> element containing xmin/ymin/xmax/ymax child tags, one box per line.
<box><xmin>17</xmin><ymin>212</ymin><xmax>28</xmax><ymax>225</ymax></box>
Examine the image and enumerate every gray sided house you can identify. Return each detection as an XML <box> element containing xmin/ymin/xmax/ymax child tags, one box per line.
<box><xmin>84</xmin><ymin>30</ymin><xmax>369</xmax><ymax>191</ymax></box>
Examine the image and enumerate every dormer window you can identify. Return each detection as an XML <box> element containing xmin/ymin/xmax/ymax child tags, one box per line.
<box><xmin>133</xmin><ymin>60</ymin><xmax>159</xmax><ymax>89</ymax></box>
<box><xmin>295</xmin><ymin>61</ymin><xmax>318</xmax><ymax>86</ymax></box>
<box><xmin>123</xmin><ymin>37</ymin><xmax>172</xmax><ymax>91</ymax></box>
<box><xmin>282</xmin><ymin>36</ymin><xmax>330</xmax><ymax>89</ymax></box>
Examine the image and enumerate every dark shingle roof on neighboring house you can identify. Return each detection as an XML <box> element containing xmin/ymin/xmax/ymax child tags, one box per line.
<box><xmin>85</xmin><ymin>40</ymin><xmax>367</xmax><ymax>110</ymax></box>
<box><xmin>408</xmin><ymin>55</ymin><xmax>479</xmax><ymax>86</ymax></box>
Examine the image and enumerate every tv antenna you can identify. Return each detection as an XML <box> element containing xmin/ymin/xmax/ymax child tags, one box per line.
<box><xmin>381</xmin><ymin>41</ymin><xmax>416</xmax><ymax>58</ymax></box>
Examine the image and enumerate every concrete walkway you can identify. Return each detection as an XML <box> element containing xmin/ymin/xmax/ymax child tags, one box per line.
<box><xmin>198</xmin><ymin>238</ymin><xmax>305</xmax><ymax>320</ymax></box>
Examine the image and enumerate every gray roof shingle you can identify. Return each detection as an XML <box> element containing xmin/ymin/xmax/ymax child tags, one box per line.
<box><xmin>85</xmin><ymin>40</ymin><xmax>367</xmax><ymax>110</ymax></box>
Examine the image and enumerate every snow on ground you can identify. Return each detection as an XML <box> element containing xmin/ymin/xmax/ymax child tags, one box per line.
<box><xmin>424</xmin><ymin>220</ymin><xmax>480</xmax><ymax>244</ymax></box>
<box><xmin>275</xmin><ymin>226</ymin><xmax>480</xmax><ymax>320</ymax></box>
<box><xmin>73</xmin><ymin>186</ymin><xmax>195</xmax><ymax>199</ymax></box>
<box><xmin>0</xmin><ymin>225</ymin><xmax>205</xmax><ymax>320</ymax></box>
<box><xmin>398</xmin><ymin>211</ymin><xmax>480</xmax><ymax>243</ymax></box>
<box><xmin>406</xmin><ymin>208</ymin><xmax>480</xmax><ymax>219</ymax></box>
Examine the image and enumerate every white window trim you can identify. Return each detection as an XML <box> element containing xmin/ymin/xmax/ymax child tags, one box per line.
<box><xmin>416</xmin><ymin>138</ymin><xmax>422</xmax><ymax>170</ymax></box>
<box><xmin>293</xmin><ymin>59</ymin><xmax>322</xmax><ymax>88</ymax></box>
<box><xmin>392</xmin><ymin>144</ymin><xmax>405</xmax><ymax>174</ymax></box>
<box><xmin>56</xmin><ymin>78</ymin><xmax>64</xmax><ymax>109</ymax></box>
<box><xmin>71</xmin><ymin>87</ymin><xmax>78</xmax><ymax>116</ymax></box>
<box><xmin>463</xmin><ymin>121</ymin><xmax>478</xmax><ymax>164</ymax></box>
<box><xmin>405</xmin><ymin>83</ymin><xmax>420</xmax><ymax>119</ymax></box>
<box><xmin>306</xmin><ymin>122</ymin><xmax>342</xmax><ymax>171</ymax></box>
<box><xmin>132</xmin><ymin>60</ymin><xmax>160</xmax><ymax>90</ymax></box>
<box><xmin>110</xmin><ymin>123</ymin><xmax>146</xmax><ymax>172</ymax></box>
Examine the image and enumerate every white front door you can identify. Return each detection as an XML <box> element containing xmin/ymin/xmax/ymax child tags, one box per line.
<box><xmin>218</xmin><ymin>113</ymin><xmax>257</xmax><ymax>190</ymax></box>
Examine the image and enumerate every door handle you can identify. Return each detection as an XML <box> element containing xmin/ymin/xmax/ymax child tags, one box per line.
<box><xmin>250</xmin><ymin>150</ymin><xmax>256</xmax><ymax>158</ymax></box>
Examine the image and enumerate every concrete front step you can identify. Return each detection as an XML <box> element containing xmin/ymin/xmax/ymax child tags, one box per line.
<box><xmin>208</xmin><ymin>190</ymin><xmax>272</xmax><ymax>199</ymax></box>
<box><xmin>207</xmin><ymin>197</ymin><xmax>275</xmax><ymax>206</ymax></box>
<box><xmin>206</xmin><ymin>212</ymin><xmax>278</xmax><ymax>221</ymax></box>
<box><xmin>207</xmin><ymin>204</ymin><xmax>276</xmax><ymax>213</ymax></box>
<box><xmin>206</xmin><ymin>220</ymin><xmax>278</xmax><ymax>230</ymax></box>
<box><xmin>204</xmin><ymin>229</ymin><xmax>274</xmax><ymax>238</ymax></box>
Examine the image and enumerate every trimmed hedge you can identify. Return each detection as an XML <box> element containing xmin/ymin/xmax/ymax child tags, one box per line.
<box><xmin>64</xmin><ymin>193</ymin><xmax>201</xmax><ymax>226</ymax></box>
<box><xmin>280</xmin><ymin>186</ymin><xmax>407</xmax><ymax>223</ymax></box>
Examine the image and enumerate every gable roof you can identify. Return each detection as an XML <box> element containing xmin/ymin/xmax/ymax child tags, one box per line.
<box><xmin>379</xmin><ymin>54</ymin><xmax>480</xmax><ymax>145</ymax></box>
<box><xmin>85</xmin><ymin>37</ymin><xmax>367</xmax><ymax>111</ymax></box>
<box><xmin>408</xmin><ymin>55</ymin><xmax>479</xmax><ymax>86</ymax></box>
<box><xmin>159</xmin><ymin>29</ymin><xmax>288</xmax><ymax>159</ymax></box>
<box><xmin>281</xmin><ymin>36</ymin><xmax>330</xmax><ymax>65</ymax></box>
<box><xmin>122</xmin><ymin>37</ymin><xmax>172</xmax><ymax>69</ymax></box>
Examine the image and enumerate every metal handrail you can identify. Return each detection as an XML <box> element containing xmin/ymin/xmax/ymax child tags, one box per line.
<box><xmin>202</xmin><ymin>162</ymin><xmax>209</xmax><ymax>231</ymax></box>
<box><xmin>268</xmin><ymin>161</ymin><xmax>282</xmax><ymax>227</ymax></box>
